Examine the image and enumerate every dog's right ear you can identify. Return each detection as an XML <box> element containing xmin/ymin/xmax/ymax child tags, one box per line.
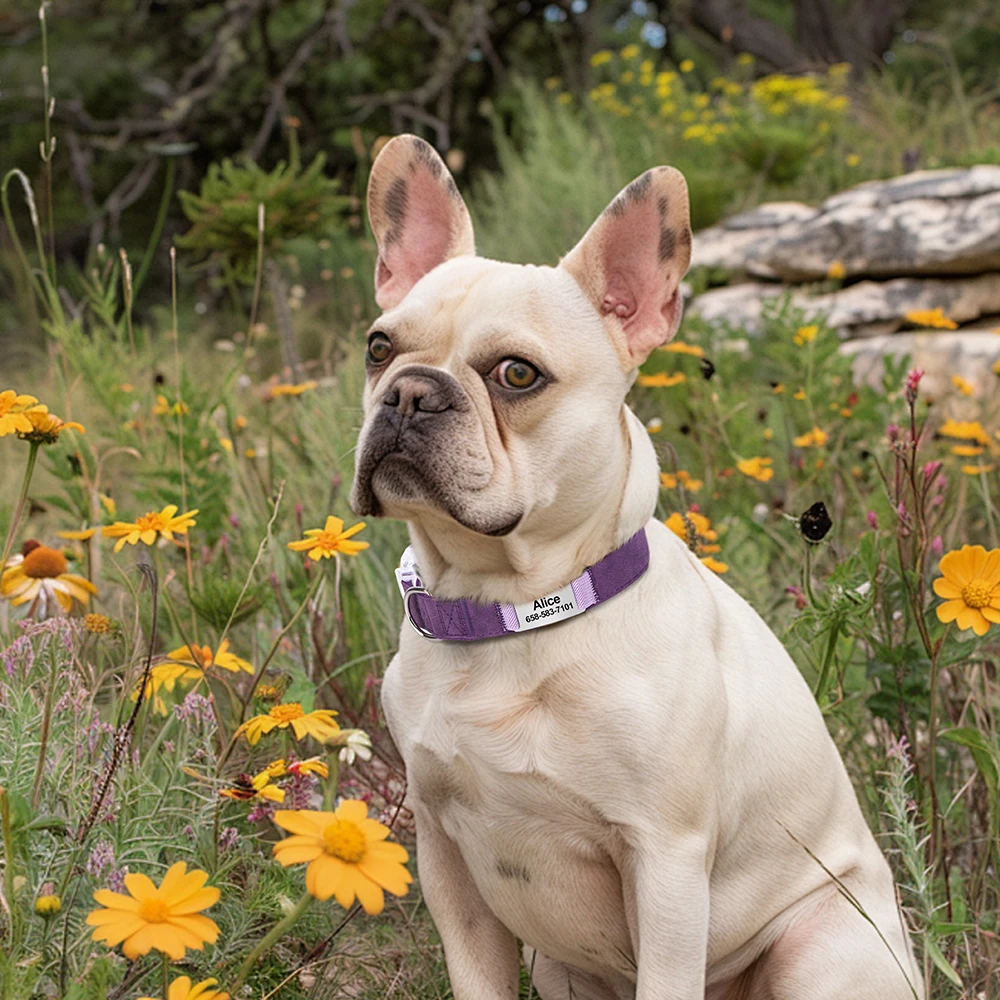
<box><xmin>367</xmin><ymin>135</ymin><xmax>475</xmax><ymax>310</ymax></box>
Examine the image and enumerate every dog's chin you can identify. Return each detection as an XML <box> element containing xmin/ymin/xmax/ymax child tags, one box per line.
<box><xmin>353</xmin><ymin>454</ymin><xmax>523</xmax><ymax>538</ymax></box>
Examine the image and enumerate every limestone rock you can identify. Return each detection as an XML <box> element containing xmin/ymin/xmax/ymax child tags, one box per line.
<box><xmin>840</xmin><ymin>330</ymin><xmax>1000</xmax><ymax>397</ymax></box>
<box><xmin>690</xmin><ymin>202</ymin><xmax>816</xmax><ymax>272</ymax></box>
<box><xmin>748</xmin><ymin>167</ymin><xmax>1000</xmax><ymax>281</ymax></box>
<box><xmin>690</xmin><ymin>274</ymin><xmax>1000</xmax><ymax>338</ymax></box>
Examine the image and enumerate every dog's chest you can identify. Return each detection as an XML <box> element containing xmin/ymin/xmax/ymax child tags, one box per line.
<box><xmin>391</xmin><ymin>656</ymin><xmax>637</xmax><ymax>974</ymax></box>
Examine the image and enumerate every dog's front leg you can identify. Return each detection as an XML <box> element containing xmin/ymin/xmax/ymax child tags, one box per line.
<box><xmin>414</xmin><ymin>803</ymin><xmax>520</xmax><ymax>1000</ymax></box>
<box><xmin>626</xmin><ymin>833</ymin><xmax>711</xmax><ymax>1000</ymax></box>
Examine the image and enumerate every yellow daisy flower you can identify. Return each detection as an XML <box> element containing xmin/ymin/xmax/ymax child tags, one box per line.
<box><xmin>236</xmin><ymin>703</ymin><xmax>340</xmax><ymax>746</ymax></box>
<box><xmin>86</xmin><ymin>862</ymin><xmax>220</xmax><ymax>960</ymax></box>
<box><xmin>15</xmin><ymin>407</ymin><xmax>85</xmax><ymax>444</ymax></box>
<box><xmin>962</xmin><ymin>464</ymin><xmax>996</xmax><ymax>476</ymax></box>
<box><xmin>287</xmin><ymin>516</ymin><xmax>368</xmax><ymax>560</ymax></box>
<box><xmin>85</xmin><ymin>613</ymin><xmax>114</xmax><ymax>634</ymax></box>
<box><xmin>793</xmin><ymin>426</ymin><xmax>828</xmax><ymax>448</ymax></box>
<box><xmin>793</xmin><ymin>389</ymin><xmax>806</xmax><ymax>400</ymax></box>
<box><xmin>951</xmin><ymin>445</ymin><xmax>983</xmax><ymax>457</ymax></box>
<box><xmin>938</xmin><ymin>419</ymin><xmax>991</xmax><ymax>446</ymax></box>
<box><xmin>35</xmin><ymin>895</ymin><xmax>61</xmax><ymax>916</ymax></box>
<box><xmin>793</xmin><ymin>324</ymin><xmax>818</xmax><ymax>345</ymax></box>
<box><xmin>219</xmin><ymin>768</ymin><xmax>285</xmax><ymax>804</ymax></box>
<box><xmin>637</xmin><ymin>372</ymin><xmax>686</xmax><ymax>388</ymax></box>
<box><xmin>167</xmin><ymin>639</ymin><xmax>252</xmax><ymax>675</ymax></box>
<box><xmin>700</xmin><ymin>556</ymin><xmax>728</xmax><ymax>574</ymax></box>
<box><xmin>661</xmin><ymin>342</ymin><xmax>705</xmax><ymax>357</ymax></box>
<box><xmin>933</xmin><ymin>545</ymin><xmax>1000</xmax><ymax>636</ymax></box>
<box><xmin>134</xmin><ymin>662</ymin><xmax>204</xmax><ymax>715</ymax></box>
<box><xmin>57</xmin><ymin>528</ymin><xmax>97</xmax><ymax>541</ymax></box>
<box><xmin>659</xmin><ymin>470</ymin><xmax>703</xmax><ymax>492</ymax></box>
<box><xmin>139</xmin><ymin>977</ymin><xmax>229</xmax><ymax>1000</ymax></box>
<box><xmin>905</xmin><ymin>308</ymin><xmax>958</xmax><ymax>330</ymax></box>
<box><xmin>665</xmin><ymin>510</ymin><xmax>718</xmax><ymax>544</ymax></box>
<box><xmin>288</xmin><ymin>757</ymin><xmax>330</xmax><ymax>778</ymax></box>
<box><xmin>1</xmin><ymin>542</ymin><xmax>97</xmax><ymax>614</ymax></box>
<box><xmin>266</xmin><ymin>380</ymin><xmax>318</xmax><ymax>400</ymax></box>
<box><xmin>826</xmin><ymin>261</ymin><xmax>846</xmax><ymax>280</ymax></box>
<box><xmin>102</xmin><ymin>505</ymin><xmax>198</xmax><ymax>553</ymax></box>
<box><xmin>737</xmin><ymin>456</ymin><xmax>774</xmax><ymax>482</ymax></box>
<box><xmin>951</xmin><ymin>374</ymin><xmax>974</xmax><ymax>397</ymax></box>
<box><xmin>273</xmin><ymin>800</ymin><xmax>412</xmax><ymax>914</ymax></box>
<box><xmin>0</xmin><ymin>390</ymin><xmax>42</xmax><ymax>436</ymax></box>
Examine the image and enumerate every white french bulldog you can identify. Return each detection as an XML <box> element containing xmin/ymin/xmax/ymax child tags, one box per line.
<box><xmin>350</xmin><ymin>134</ymin><xmax>921</xmax><ymax>1000</ymax></box>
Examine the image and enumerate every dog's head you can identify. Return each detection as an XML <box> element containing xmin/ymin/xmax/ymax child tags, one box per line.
<box><xmin>350</xmin><ymin>135</ymin><xmax>691</xmax><ymax>549</ymax></box>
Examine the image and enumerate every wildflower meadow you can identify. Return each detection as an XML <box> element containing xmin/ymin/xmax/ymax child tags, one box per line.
<box><xmin>2</xmin><ymin>3</ymin><xmax>1000</xmax><ymax>998</ymax></box>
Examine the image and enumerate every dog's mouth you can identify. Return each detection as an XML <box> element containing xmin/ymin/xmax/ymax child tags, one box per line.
<box><xmin>351</xmin><ymin>436</ymin><xmax>522</xmax><ymax>537</ymax></box>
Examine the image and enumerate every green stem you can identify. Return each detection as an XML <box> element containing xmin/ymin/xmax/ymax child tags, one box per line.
<box><xmin>30</xmin><ymin>636</ymin><xmax>61</xmax><ymax>807</ymax></box>
<box><xmin>812</xmin><ymin>619</ymin><xmax>841</xmax><ymax>701</ymax></box>
<box><xmin>133</xmin><ymin>158</ymin><xmax>175</xmax><ymax>298</ymax></box>
<box><xmin>230</xmin><ymin>892</ymin><xmax>313</xmax><ymax>993</ymax></box>
<box><xmin>1</xmin><ymin>441</ymin><xmax>41</xmax><ymax>574</ymax></box>
<box><xmin>161</xmin><ymin>950</ymin><xmax>170</xmax><ymax>1000</ymax></box>
<box><xmin>322</xmin><ymin>755</ymin><xmax>341</xmax><ymax>810</ymax></box>
<box><xmin>0</xmin><ymin>788</ymin><xmax>16</xmax><ymax>947</ymax></box>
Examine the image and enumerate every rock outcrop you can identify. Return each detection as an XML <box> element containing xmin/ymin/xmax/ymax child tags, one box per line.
<box><xmin>687</xmin><ymin>166</ymin><xmax>1000</xmax><ymax>383</ymax></box>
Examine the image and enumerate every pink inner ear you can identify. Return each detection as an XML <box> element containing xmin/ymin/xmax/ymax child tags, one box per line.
<box><xmin>598</xmin><ymin>197</ymin><xmax>680</xmax><ymax>362</ymax></box>
<box><xmin>376</xmin><ymin>167</ymin><xmax>459</xmax><ymax>307</ymax></box>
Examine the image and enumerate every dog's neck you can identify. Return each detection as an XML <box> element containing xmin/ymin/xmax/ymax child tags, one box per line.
<box><xmin>403</xmin><ymin>405</ymin><xmax>659</xmax><ymax>604</ymax></box>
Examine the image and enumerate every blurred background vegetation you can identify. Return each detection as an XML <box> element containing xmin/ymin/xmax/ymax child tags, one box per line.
<box><xmin>3</xmin><ymin>0</ymin><xmax>1000</xmax><ymax>361</ymax></box>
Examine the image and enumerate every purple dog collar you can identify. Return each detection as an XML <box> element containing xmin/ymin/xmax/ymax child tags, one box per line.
<box><xmin>394</xmin><ymin>528</ymin><xmax>649</xmax><ymax>642</ymax></box>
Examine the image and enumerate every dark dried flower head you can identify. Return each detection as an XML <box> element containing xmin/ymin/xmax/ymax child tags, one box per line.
<box><xmin>799</xmin><ymin>501</ymin><xmax>832</xmax><ymax>543</ymax></box>
<box><xmin>699</xmin><ymin>357</ymin><xmax>715</xmax><ymax>380</ymax></box>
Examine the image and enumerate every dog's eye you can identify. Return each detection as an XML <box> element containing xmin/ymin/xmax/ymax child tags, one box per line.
<box><xmin>491</xmin><ymin>358</ymin><xmax>540</xmax><ymax>391</ymax></box>
<box><xmin>366</xmin><ymin>332</ymin><xmax>393</xmax><ymax>366</ymax></box>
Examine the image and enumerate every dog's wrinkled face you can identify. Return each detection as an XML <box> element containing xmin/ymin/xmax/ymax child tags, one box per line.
<box><xmin>350</xmin><ymin>135</ymin><xmax>691</xmax><ymax>542</ymax></box>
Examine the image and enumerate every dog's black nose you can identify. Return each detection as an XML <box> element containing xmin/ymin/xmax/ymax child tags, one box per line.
<box><xmin>383</xmin><ymin>372</ymin><xmax>454</xmax><ymax>417</ymax></box>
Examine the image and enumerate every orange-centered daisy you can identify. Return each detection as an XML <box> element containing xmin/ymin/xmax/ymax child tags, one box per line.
<box><xmin>236</xmin><ymin>702</ymin><xmax>340</xmax><ymax>746</ymax></box>
<box><xmin>933</xmin><ymin>545</ymin><xmax>1000</xmax><ymax>637</ymax></box>
<box><xmin>1</xmin><ymin>541</ymin><xmax>97</xmax><ymax>614</ymax></box>
<box><xmin>86</xmin><ymin>861</ymin><xmax>220</xmax><ymax>960</ymax></box>
<box><xmin>287</xmin><ymin>516</ymin><xmax>368</xmax><ymax>560</ymax></box>
<box><xmin>273</xmin><ymin>800</ymin><xmax>411</xmax><ymax>913</ymax></box>
<box><xmin>102</xmin><ymin>505</ymin><xmax>198</xmax><ymax>552</ymax></box>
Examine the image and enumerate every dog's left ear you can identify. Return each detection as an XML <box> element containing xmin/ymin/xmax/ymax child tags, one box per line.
<box><xmin>367</xmin><ymin>134</ymin><xmax>476</xmax><ymax>310</ymax></box>
<box><xmin>560</xmin><ymin>168</ymin><xmax>691</xmax><ymax>368</ymax></box>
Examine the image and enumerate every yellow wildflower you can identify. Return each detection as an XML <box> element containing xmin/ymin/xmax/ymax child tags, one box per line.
<box><xmin>793</xmin><ymin>426</ymin><xmax>828</xmax><ymax>448</ymax></box>
<box><xmin>236</xmin><ymin>703</ymin><xmax>340</xmax><ymax>746</ymax></box>
<box><xmin>793</xmin><ymin>325</ymin><xmax>819</xmax><ymax>346</ymax></box>
<box><xmin>86</xmin><ymin>862</ymin><xmax>220</xmax><ymax>960</ymax></box>
<box><xmin>267</xmin><ymin>380</ymin><xmax>318</xmax><ymax>400</ymax></box>
<box><xmin>939</xmin><ymin>419</ymin><xmax>990</xmax><ymax>446</ymax></box>
<box><xmin>679</xmin><ymin>59</ymin><xmax>694</xmax><ymax>73</ymax></box>
<box><xmin>0</xmin><ymin>390</ymin><xmax>42</xmax><ymax>437</ymax></box>
<box><xmin>637</xmin><ymin>372</ymin><xmax>686</xmax><ymax>388</ymax></box>
<box><xmin>933</xmin><ymin>545</ymin><xmax>1000</xmax><ymax>636</ymax></box>
<box><xmin>35</xmin><ymin>895</ymin><xmax>61</xmax><ymax>916</ymax></box>
<box><xmin>737</xmin><ymin>457</ymin><xmax>774</xmax><ymax>482</ymax></box>
<box><xmin>700</xmin><ymin>556</ymin><xmax>728</xmax><ymax>574</ymax></box>
<box><xmin>102</xmin><ymin>506</ymin><xmax>198</xmax><ymax>552</ymax></box>
<box><xmin>273</xmin><ymin>800</ymin><xmax>412</xmax><ymax>914</ymax></box>
<box><xmin>139</xmin><ymin>978</ymin><xmax>229</xmax><ymax>1000</ymax></box>
<box><xmin>905</xmin><ymin>308</ymin><xmax>958</xmax><ymax>330</ymax></box>
<box><xmin>590</xmin><ymin>50</ymin><xmax>613</xmax><ymax>67</ymax></box>
<box><xmin>16</xmin><ymin>408</ymin><xmax>84</xmax><ymax>444</ymax></box>
<box><xmin>1</xmin><ymin>542</ymin><xmax>97</xmax><ymax>614</ymax></box>
<box><xmin>287</xmin><ymin>516</ymin><xmax>369</xmax><ymax>560</ymax></box>
<box><xmin>962</xmin><ymin>464</ymin><xmax>995</xmax><ymax>476</ymax></box>
<box><xmin>827</xmin><ymin>261</ymin><xmax>846</xmax><ymax>280</ymax></box>
<box><xmin>951</xmin><ymin>374</ymin><xmax>974</xmax><ymax>397</ymax></box>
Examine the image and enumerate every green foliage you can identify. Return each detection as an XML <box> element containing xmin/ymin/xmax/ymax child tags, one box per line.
<box><xmin>177</xmin><ymin>148</ymin><xmax>348</xmax><ymax>284</ymax></box>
